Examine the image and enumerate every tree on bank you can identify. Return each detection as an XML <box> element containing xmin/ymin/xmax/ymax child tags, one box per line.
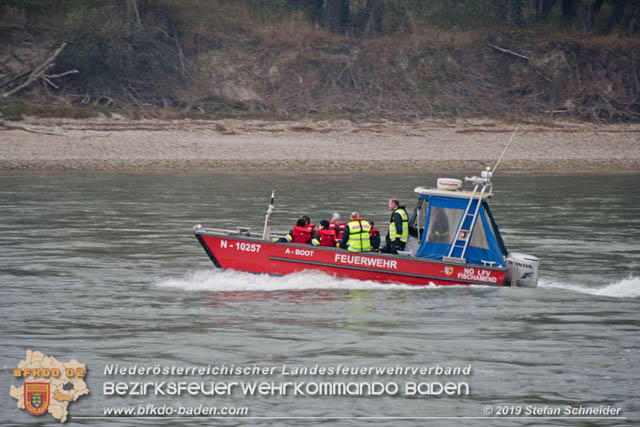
<box><xmin>1</xmin><ymin>0</ymin><xmax>639</xmax><ymax>35</ymax></box>
<box><xmin>1</xmin><ymin>0</ymin><xmax>638</xmax><ymax>121</ymax></box>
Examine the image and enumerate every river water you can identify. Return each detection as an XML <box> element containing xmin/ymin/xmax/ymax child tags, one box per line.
<box><xmin>1</xmin><ymin>171</ymin><xmax>639</xmax><ymax>426</ymax></box>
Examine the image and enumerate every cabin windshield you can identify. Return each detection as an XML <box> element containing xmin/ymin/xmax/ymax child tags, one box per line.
<box><xmin>414</xmin><ymin>195</ymin><xmax>507</xmax><ymax>268</ymax></box>
<box><xmin>425</xmin><ymin>207</ymin><xmax>461</xmax><ymax>245</ymax></box>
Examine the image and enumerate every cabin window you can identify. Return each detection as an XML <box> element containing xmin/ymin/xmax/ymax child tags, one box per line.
<box><xmin>413</xmin><ymin>199</ymin><xmax>428</xmax><ymax>242</ymax></box>
<box><xmin>426</xmin><ymin>207</ymin><xmax>462</xmax><ymax>244</ymax></box>
<box><xmin>469</xmin><ymin>214</ymin><xmax>489</xmax><ymax>249</ymax></box>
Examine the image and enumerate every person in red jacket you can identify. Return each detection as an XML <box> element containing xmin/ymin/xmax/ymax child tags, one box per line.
<box><xmin>369</xmin><ymin>220</ymin><xmax>381</xmax><ymax>251</ymax></box>
<box><xmin>281</xmin><ymin>218</ymin><xmax>313</xmax><ymax>244</ymax></box>
<box><xmin>329</xmin><ymin>213</ymin><xmax>346</xmax><ymax>240</ymax></box>
<box><xmin>312</xmin><ymin>220</ymin><xmax>338</xmax><ymax>247</ymax></box>
<box><xmin>300</xmin><ymin>215</ymin><xmax>316</xmax><ymax>236</ymax></box>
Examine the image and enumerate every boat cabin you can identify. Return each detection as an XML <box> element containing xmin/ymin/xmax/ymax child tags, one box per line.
<box><xmin>410</xmin><ymin>181</ymin><xmax>509</xmax><ymax>268</ymax></box>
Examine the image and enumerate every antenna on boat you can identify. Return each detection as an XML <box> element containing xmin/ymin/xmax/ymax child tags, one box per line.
<box><xmin>465</xmin><ymin>126</ymin><xmax>519</xmax><ymax>188</ymax></box>
<box><xmin>450</xmin><ymin>126</ymin><xmax>520</xmax><ymax>262</ymax></box>
<box><xmin>491</xmin><ymin>125</ymin><xmax>519</xmax><ymax>176</ymax></box>
<box><xmin>262</xmin><ymin>190</ymin><xmax>276</xmax><ymax>240</ymax></box>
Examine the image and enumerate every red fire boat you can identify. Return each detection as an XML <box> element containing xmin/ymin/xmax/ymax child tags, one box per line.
<box><xmin>194</xmin><ymin>166</ymin><xmax>540</xmax><ymax>288</ymax></box>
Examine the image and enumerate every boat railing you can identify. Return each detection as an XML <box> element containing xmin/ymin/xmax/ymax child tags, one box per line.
<box><xmin>194</xmin><ymin>225</ymin><xmax>267</xmax><ymax>240</ymax></box>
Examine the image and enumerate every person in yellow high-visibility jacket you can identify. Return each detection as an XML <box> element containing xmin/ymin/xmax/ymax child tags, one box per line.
<box><xmin>381</xmin><ymin>198</ymin><xmax>408</xmax><ymax>254</ymax></box>
<box><xmin>339</xmin><ymin>212</ymin><xmax>372</xmax><ymax>252</ymax></box>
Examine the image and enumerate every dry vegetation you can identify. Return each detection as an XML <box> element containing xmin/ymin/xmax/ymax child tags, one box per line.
<box><xmin>1</xmin><ymin>1</ymin><xmax>639</xmax><ymax>122</ymax></box>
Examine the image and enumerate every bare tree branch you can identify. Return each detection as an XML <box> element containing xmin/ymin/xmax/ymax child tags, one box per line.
<box><xmin>44</xmin><ymin>70</ymin><xmax>79</xmax><ymax>79</ymax></box>
<box><xmin>174</xmin><ymin>31</ymin><xmax>187</xmax><ymax>76</ymax></box>
<box><xmin>487</xmin><ymin>43</ymin><xmax>553</xmax><ymax>83</ymax></box>
<box><xmin>126</xmin><ymin>0</ymin><xmax>142</xmax><ymax>27</ymax></box>
<box><xmin>1</xmin><ymin>43</ymin><xmax>76</xmax><ymax>99</ymax></box>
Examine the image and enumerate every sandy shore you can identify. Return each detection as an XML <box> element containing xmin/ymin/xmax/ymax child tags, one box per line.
<box><xmin>1</xmin><ymin>117</ymin><xmax>639</xmax><ymax>172</ymax></box>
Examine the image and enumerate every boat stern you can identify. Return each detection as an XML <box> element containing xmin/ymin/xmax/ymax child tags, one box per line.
<box><xmin>505</xmin><ymin>252</ymin><xmax>540</xmax><ymax>288</ymax></box>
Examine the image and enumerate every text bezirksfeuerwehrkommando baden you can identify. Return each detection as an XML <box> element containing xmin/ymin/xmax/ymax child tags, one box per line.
<box><xmin>104</xmin><ymin>364</ymin><xmax>471</xmax><ymax>377</ymax></box>
<box><xmin>103</xmin><ymin>380</ymin><xmax>469</xmax><ymax>397</ymax></box>
<box><xmin>103</xmin><ymin>364</ymin><xmax>472</xmax><ymax>397</ymax></box>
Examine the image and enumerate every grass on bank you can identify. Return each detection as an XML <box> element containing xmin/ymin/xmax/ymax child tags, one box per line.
<box><xmin>0</xmin><ymin>100</ymin><xmax>380</xmax><ymax>122</ymax></box>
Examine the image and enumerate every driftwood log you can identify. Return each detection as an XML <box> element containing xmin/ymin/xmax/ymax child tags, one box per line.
<box><xmin>0</xmin><ymin>120</ymin><xmax>65</xmax><ymax>136</ymax></box>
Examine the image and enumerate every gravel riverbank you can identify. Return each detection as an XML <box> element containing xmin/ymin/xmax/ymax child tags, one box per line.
<box><xmin>1</xmin><ymin>117</ymin><xmax>639</xmax><ymax>172</ymax></box>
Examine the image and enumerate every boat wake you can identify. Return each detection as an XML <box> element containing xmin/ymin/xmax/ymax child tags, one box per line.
<box><xmin>154</xmin><ymin>269</ymin><xmax>431</xmax><ymax>292</ymax></box>
<box><xmin>154</xmin><ymin>270</ymin><xmax>639</xmax><ymax>297</ymax></box>
<box><xmin>540</xmin><ymin>275</ymin><xmax>640</xmax><ymax>298</ymax></box>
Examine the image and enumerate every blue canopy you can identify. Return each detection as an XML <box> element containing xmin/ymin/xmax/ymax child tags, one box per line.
<box><xmin>414</xmin><ymin>194</ymin><xmax>508</xmax><ymax>268</ymax></box>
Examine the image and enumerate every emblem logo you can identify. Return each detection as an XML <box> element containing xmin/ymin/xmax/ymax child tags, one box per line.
<box><xmin>445</xmin><ymin>266</ymin><xmax>454</xmax><ymax>276</ymax></box>
<box><xmin>24</xmin><ymin>383</ymin><xmax>50</xmax><ymax>416</ymax></box>
<box><xmin>11</xmin><ymin>350</ymin><xmax>89</xmax><ymax>423</ymax></box>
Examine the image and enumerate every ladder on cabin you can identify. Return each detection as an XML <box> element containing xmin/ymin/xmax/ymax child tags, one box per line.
<box><xmin>446</xmin><ymin>183</ymin><xmax>488</xmax><ymax>261</ymax></box>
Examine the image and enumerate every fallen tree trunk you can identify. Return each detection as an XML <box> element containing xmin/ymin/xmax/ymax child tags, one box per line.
<box><xmin>0</xmin><ymin>120</ymin><xmax>66</xmax><ymax>136</ymax></box>
<box><xmin>1</xmin><ymin>43</ymin><xmax>77</xmax><ymax>99</ymax></box>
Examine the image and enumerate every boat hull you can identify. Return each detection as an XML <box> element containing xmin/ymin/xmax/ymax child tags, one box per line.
<box><xmin>195</xmin><ymin>229</ymin><xmax>507</xmax><ymax>287</ymax></box>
